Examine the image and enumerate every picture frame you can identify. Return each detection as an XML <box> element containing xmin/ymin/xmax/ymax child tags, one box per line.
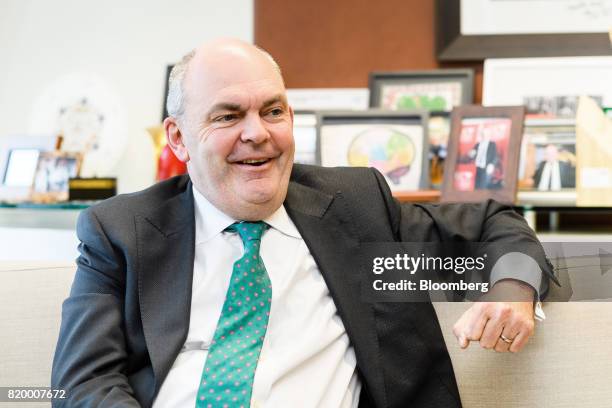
<box><xmin>518</xmin><ymin>119</ymin><xmax>576</xmax><ymax>194</ymax></box>
<box><xmin>317</xmin><ymin>110</ymin><xmax>430</xmax><ymax>192</ymax></box>
<box><xmin>2</xmin><ymin>148</ymin><xmax>41</xmax><ymax>189</ymax></box>
<box><xmin>30</xmin><ymin>151</ymin><xmax>82</xmax><ymax>203</ymax></box>
<box><xmin>368</xmin><ymin>70</ymin><xmax>474</xmax><ymax>113</ymax></box>
<box><xmin>436</xmin><ymin>0</ymin><xmax>612</xmax><ymax>61</ymax></box>
<box><xmin>483</xmin><ymin>57</ymin><xmax>612</xmax><ymax>113</ymax></box>
<box><xmin>0</xmin><ymin>135</ymin><xmax>56</xmax><ymax>203</ymax></box>
<box><xmin>427</xmin><ymin>112</ymin><xmax>451</xmax><ymax>188</ymax></box>
<box><xmin>292</xmin><ymin>110</ymin><xmax>318</xmax><ymax>165</ymax></box>
<box><xmin>442</xmin><ymin>105</ymin><xmax>525</xmax><ymax>204</ymax></box>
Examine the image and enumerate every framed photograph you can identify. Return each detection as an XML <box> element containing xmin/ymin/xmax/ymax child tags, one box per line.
<box><xmin>518</xmin><ymin>119</ymin><xmax>576</xmax><ymax>193</ymax></box>
<box><xmin>428</xmin><ymin>112</ymin><xmax>451</xmax><ymax>188</ymax></box>
<box><xmin>436</xmin><ymin>0</ymin><xmax>612</xmax><ymax>61</ymax></box>
<box><xmin>483</xmin><ymin>57</ymin><xmax>612</xmax><ymax>116</ymax></box>
<box><xmin>317</xmin><ymin>110</ymin><xmax>429</xmax><ymax>192</ymax></box>
<box><xmin>442</xmin><ymin>105</ymin><xmax>525</xmax><ymax>203</ymax></box>
<box><xmin>293</xmin><ymin>110</ymin><xmax>318</xmax><ymax>165</ymax></box>
<box><xmin>369</xmin><ymin>70</ymin><xmax>474</xmax><ymax>113</ymax></box>
<box><xmin>0</xmin><ymin>135</ymin><xmax>56</xmax><ymax>203</ymax></box>
<box><xmin>31</xmin><ymin>152</ymin><xmax>82</xmax><ymax>203</ymax></box>
<box><xmin>2</xmin><ymin>148</ymin><xmax>41</xmax><ymax>188</ymax></box>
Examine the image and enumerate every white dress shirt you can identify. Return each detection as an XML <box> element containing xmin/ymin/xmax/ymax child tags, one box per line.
<box><xmin>537</xmin><ymin>161</ymin><xmax>562</xmax><ymax>191</ymax></box>
<box><xmin>475</xmin><ymin>139</ymin><xmax>490</xmax><ymax>168</ymax></box>
<box><xmin>153</xmin><ymin>187</ymin><xmax>361</xmax><ymax>407</ymax></box>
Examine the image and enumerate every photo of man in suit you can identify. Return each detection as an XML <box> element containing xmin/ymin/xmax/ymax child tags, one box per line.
<box><xmin>51</xmin><ymin>39</ymin><xmax>553</xmax><ymax>407</ymax></box>
<box><xmin>467</xmin><ymin>130</ymin><xmax>500</xmax><ymax>190</ymax></box>
<box><xmin>533</xmin><ymin>144</ymin><xmax>576</xmax><ymax>191</ymax></box>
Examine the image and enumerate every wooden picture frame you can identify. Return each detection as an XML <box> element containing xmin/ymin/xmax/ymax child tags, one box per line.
<box><xmin>317</xmin><ymin>110</ymin><xmax>430</xmax><ymax>192</ymax></box>
<box><xmin>436</xmin><ymin>0</ymin><xmax>612</xmax><ymax>61</ymax></box>
<box><xmin>442</xmin><ymin>105</ymin><xmax>525</xmax><ymax>203</ymax></box>
<box><xmin>368</xmin><ymin>69</ymin><xmax>474</xmax><ymax>113</ymax></box>
<box><xmin>30</xmin><ymin>151</ymin><xmax>82</xmax><ymax>203</ymax></box>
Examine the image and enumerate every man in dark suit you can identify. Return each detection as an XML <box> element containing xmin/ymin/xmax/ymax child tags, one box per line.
<box><xmin>52</xmin><ymin>39</ymin><xmax>552</xmax><ymax>407</ymax></box>
<box><xmin>468</xmin><ymin>133</ymin><xmax>499</xmax><ymax>190</ymax></box>
<box><xmin>533</xmin><ymin>144</ymin><xmax>576</xmax><ymax>190</ymax></box>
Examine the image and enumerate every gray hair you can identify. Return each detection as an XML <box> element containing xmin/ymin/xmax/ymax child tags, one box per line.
<box><xmin>166</xmin><ymin>49</ymin><xmax>196</xmax><ymax>120</ymax></box>
<box><xmin>165</xmin><ymin>45</ymin><xmax>283</xmax><ymax>120</ymax></box>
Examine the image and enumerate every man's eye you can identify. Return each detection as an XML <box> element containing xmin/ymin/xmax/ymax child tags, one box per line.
<box><xmin>216</xmin><ymin>114</ymin><xmax>237</xmax><ymax>122</ymax></box>
<box><xmin>267</xmin><ymin>108</ymin><xmax>284</xmax><ymax>117</ymax></box>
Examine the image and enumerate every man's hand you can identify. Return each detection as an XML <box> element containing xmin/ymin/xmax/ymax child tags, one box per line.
<box><xmin>452</xmin><ymin>279</ymin><xmax>537</xmax><ymax>353</ymax></box>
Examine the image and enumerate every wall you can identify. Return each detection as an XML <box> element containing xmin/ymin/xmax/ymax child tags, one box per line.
<box><xmin>0</xmin><ymin>0</ymin><xmax>254</xmax><ymax>193</ymax></box>
<box><xmin>254</xmin><ymin>0</ymin><xmax>483</xmax><ymax>101</ymax></box>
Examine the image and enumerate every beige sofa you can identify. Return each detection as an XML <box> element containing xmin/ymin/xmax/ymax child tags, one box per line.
<box><xmin>1</xmin><ymin>263</ymin><xmax>611</xmax><ymax>408</ymax></box>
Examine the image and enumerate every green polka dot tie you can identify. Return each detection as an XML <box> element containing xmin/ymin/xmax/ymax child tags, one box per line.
<box><xmin>195</xmin><ymin>221</ymin><xmax>272</xmax><ymax>408</ymax></box>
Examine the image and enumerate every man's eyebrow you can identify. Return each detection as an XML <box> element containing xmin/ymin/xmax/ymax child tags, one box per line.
<box><xmin>261</xmin><ymin>95</ymin><xmax>288</xmax><ymax>109</ymax></box>
<box><xmin>207</xmin><ymin>103</ymin><xmax>243</xmax><ymax>116</ymax></box>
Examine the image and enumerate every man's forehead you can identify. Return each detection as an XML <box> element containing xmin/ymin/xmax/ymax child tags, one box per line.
<box><xmin>187</xmin><ymin>65</ymin><xmax>287</xmax><ymax>110</ymax></box>
<box><xmin>186</xmin><ymin>58</ymin><xmax>285</xmax><ymax>109</ymax></box>
<box><xmin>199</xmin><ymin>80</ymin><xmax>285</xmax><ymax>111</ymax></box>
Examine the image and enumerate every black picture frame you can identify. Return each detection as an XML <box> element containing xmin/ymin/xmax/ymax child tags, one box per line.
<box><xmin>436</xmin><ymin>0</ymin><xmax>612</xmax><ymax>61</ymax></box>
<box><xmin>368</xmin><ymin>69</ymin><xmax>474</xmax><ymax>113</ymax></box>
<box><xmin>316</xmin><ymin>110</ymin><xmax>430</xmax><ymax>191</ymax></box>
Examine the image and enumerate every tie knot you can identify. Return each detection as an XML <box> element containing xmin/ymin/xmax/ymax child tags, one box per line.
<box><xmin>226</xmin><ymin>221</ymin><xmax>269</xmax><ymax>244</ymax></box>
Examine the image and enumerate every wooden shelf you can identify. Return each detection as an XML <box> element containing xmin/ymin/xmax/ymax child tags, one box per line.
<box><xmin>393</xmin><ymin>190</ymin><xmax>441</xmax><ymax>203</ymax></box>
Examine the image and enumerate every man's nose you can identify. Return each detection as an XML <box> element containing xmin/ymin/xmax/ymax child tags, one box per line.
<box><xmin>240</xmin><ymin>114</ymin><xmax>270</xmax><ymax>144</ymax></box>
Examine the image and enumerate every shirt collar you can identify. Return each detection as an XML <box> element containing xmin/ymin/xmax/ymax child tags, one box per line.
<box><xmin>193</xmin><ymin>186</ymin><xmax>302</xmax><ymax>245</ymax></box>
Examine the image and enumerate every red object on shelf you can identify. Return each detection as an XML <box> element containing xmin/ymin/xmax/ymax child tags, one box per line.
<box><xmin>157</xmin><ymin>144</ymin><xmax>187</xmax><ymax>181</ymax></box>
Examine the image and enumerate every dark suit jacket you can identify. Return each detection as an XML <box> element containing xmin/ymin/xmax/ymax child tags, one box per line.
<box><xmin>533</xmin><ymin>160</ymin><xmax>576</xmax><ymax>189</ymax></box>
<box><xmin>470</xmin><ymin>141</ymin><xmax>498</xmax><ymax>169</ymax></box>
<box><xmin>51</xmin><ymin>165</ymin><xmax>553</xmax><ymax>408</ymax></box>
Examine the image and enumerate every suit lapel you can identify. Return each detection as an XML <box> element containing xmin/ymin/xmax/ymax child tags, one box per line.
<box><xmin>135</xmin><ymin>180</ymin><xmax>195</xmax><ymax>391</ymax></box>
<box><xmin>285</xmin><ymin>182</ymin><xmax>386</xmax><ymax>407</ymax></box>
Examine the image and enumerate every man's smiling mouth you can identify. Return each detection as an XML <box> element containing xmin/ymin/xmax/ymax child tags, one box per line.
<box><xmin>238</xmin><ymin>158</ymin><xmax>270</xmax><ymax>166</ymax></box>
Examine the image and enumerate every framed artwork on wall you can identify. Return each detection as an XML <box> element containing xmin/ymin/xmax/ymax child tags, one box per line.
<box><xmin>436</xmin><ymin>0</ymin><xmax>612</xmax><ymax>61</ymax></box>
<box><xmin>442</xmin><ymin>105</ymin><xmax>525</xmax><ymax>203</ymax></box>
<box><xmin>317</xmin><ymin>110</ymin><xmax>430</xmax><ymax>192</ymax></box>
<box><xmin>368</xmin><ymin>70</ymin><xmax>474</xmax><ymax>113</ymax></box>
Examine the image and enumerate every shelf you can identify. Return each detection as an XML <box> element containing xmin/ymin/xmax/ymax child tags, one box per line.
<box><xmin>393</xmin><ymin>190</ymin><xmax>440</xmax><ymax>203</ymax></box>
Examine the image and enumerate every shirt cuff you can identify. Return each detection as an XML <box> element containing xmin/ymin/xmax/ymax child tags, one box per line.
<box><xmin>490</xmin><ymin>251</ymin><xmax>544</xmax><ymax>300</ymax></box>
<box><xmin>490</xmin><ymin>252</ymin><xmax>546</xmax><ymax>321</ymax></box>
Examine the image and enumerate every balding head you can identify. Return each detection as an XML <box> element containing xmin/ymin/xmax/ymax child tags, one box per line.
<box><xmin>166</xmin><ymin>39</ymin><xmax>284</xmax><ymax>122</ymax></box>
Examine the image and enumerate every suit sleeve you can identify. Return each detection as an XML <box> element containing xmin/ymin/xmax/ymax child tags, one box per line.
<box><xmin>368</xmin><ymin>168</ymin><xmax>556</xmax><ymax>299</ymax></box>
<box><xmin>51</xmin><ymin>208</ymin><xmax>141</xmax><ymax>407</ymax></box>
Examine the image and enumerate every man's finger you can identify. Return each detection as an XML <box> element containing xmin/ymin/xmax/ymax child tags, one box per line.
<box><xmin>509</xmin><ymin>320</ymin><xmax>535</xmax><ymax>353</ymax></box>
<box><xmin>458</xmin><ymin>335</ymin><xmax>469</xmax><ymax>349</ymax></box>
<box><xmin>453</xmin><ymin>304</ymin><xmax>489</xmax><ymax>348</ymax></box>
<box><xmin>479</xmin><ymin>317</ymin><xmax>504</xmax><ymax>349</ymax></box>
<box><xmin>494</xmin><ymin>325</ymin><xmax>520</xmax><ymax>353</ymax></box>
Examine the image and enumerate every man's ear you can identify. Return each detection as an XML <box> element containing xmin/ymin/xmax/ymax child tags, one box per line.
<box><xmin>164</xmin><ymin>116</ymin><xmax>190</xmax><ymax>162</ymax></box>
